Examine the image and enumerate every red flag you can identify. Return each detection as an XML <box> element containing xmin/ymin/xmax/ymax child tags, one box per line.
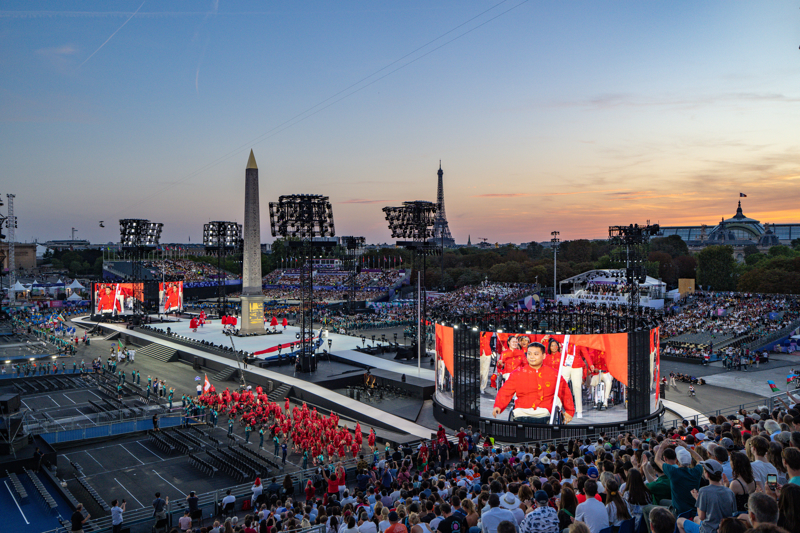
<box><xmin>203</xmin><ymin>374</ymin><xmax>212</xmax><ymax>393</ymax></box>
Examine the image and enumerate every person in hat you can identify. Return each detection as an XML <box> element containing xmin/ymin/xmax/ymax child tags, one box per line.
<box><xmin>481</xmin><ymin>494</ymin><xmax>517</xmax><ymax>533</ymax></box>
<box><xmin>676</xmin><ymin>460</ymin><xmax>736</xmax><ymax>533</ymax></box>
<box><xmin>519</xmin><ymin>490</ymin><xmax>559</xmax><ymax>533</ymax></box>
<box><xmin>493</xmin><ymin>342</ymin><xmax>575</xmax><ymax>424</ymax></box>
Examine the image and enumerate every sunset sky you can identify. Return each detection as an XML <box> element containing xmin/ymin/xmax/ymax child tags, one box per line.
<box><xmin>2</xmin><ymin>1</ymin><xmax>799</xmax><ymax>245</ymax></box>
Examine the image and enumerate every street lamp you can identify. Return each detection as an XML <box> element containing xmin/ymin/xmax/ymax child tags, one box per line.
<box><xmin>551</xmin><ymin>231</ymin><xmax>560</xmax><ymax>299</ymax></box>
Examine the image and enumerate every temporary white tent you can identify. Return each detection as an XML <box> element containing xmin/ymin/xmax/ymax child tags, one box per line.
<box><xmin>67</xmin><ymin>280</ymin><xmax>85</xmax><ymax>290</ymax></box>
<box><xmin>67</xmin><ymin>292</ymin><xmax>83</xmax><ymax>301</ymax></box>
<box><xmin>13</xmin><ymin>281</ymin><xmax>26</xmax><ymax>291</ymax></box>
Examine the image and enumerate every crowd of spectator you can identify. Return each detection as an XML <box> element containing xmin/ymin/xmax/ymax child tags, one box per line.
<box><xmin>428</xmin><ymin>283</ymin><xmax>534</xmax><ymax>316</ymax></box>
<box><xmin>143</xmin><ymin>259</ymin><xmax>239</xmax><ymax>283</ymax></box>
<box><xmin>661</xmin><ymin>293</ymin><xmax>800</xmax><ymax>340</ymax></box>
<box><xmin>321</xmin><ymin>309</ymin><xmax>417</xmax><ymax>334</ymax></box>
<box><xmin>135</xmin><ymin>392</ymin><xmax>800</xmax><ymax>533</ymax></box>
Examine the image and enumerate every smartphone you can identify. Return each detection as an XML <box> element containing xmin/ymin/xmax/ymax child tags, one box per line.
<box><xmin>767</xmin><ymin>474</ymin><xmax>777</xmax><ymax>490</ymax></box>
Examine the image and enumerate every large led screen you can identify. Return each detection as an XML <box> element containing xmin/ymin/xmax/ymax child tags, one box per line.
<box><xmin>93</xmin><ymin>282</ymin><xmax>143</xmax><ymax>316</ymax></box>
<box><xmin>435</xmin><ymin>325</ymin><xmax>661</xmax><ymax>424</ymax></box>
<box><xmin>159</xmin><ymin>281</ymin><xmax>183</xmax><ymax>313</ymax></box>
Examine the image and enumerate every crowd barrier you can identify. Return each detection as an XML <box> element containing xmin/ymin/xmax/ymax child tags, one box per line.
<box><xmin>37</xmin><ymin>413</ymin><xmax>182</xmax><ymax>444</ymax></box>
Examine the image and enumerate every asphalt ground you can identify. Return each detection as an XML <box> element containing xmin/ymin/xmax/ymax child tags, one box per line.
<box><xmin>58</xmin><ymin>433</ymin><xmax>245</xmax><ymax>517</ymax></box>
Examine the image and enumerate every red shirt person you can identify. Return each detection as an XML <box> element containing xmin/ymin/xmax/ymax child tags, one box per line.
<box><xmin>493</xmin><ymin>342</ymin><xmax>575</xmax><ymax>424</ymax></box>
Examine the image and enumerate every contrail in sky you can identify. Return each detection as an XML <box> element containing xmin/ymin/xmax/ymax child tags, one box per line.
<box><xmin>77</xmin><ymin>1</ymin><xmax>144</xmax><ymax>68</ymax></box>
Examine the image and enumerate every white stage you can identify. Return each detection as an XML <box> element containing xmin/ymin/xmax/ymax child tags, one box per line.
<box><xmin>151</xmin><ymin>317</ymin><xmax>436</xmax><ymax>381</ymax></box>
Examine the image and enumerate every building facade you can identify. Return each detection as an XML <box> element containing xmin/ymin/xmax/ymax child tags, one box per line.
<box><xmin>658</xmin><ymin>201</ymin><xmax>800</xmax><ymax>261</ymax></box>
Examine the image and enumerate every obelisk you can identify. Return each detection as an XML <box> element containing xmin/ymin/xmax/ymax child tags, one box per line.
<box><xmin>240</xmin><ymin>149</ymin><xmax>264</xmax><ymax>334</ymax></box>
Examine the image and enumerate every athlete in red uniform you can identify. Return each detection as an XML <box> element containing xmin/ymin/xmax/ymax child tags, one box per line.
<box><xmin>493</xmin><ymin>342</ymin><xmax>575</xmax><ymax>424</ymax></box>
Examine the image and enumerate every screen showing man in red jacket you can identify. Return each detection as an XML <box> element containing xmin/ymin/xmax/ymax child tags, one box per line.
<box><xmin>493</xmin><ymin>342</ymin><xmax>575</xmax><ymax>424</ymax></box>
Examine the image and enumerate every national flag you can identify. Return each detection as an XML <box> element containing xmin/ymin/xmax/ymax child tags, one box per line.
<box><xmin>739</xmin><ymin>193</ymin><xmax>747</xmax><ymax>197</ymax></box>
<box><xmin>118</xmin><ymin>339</ymin><xmax>125</xmax><ymax>351</ymax></box>
<box><xmin>767</xmin><ymin>380</ymin><xmax>780</xmax><ymax>392</ymax></box>
<box><xmin>203</xmin><ymin>374</ymin><xmax>212</xmax><ymax>393</ymax></box>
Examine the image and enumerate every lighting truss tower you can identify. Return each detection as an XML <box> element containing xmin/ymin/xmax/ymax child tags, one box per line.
<box><xmin>269</xmin><ymin>194</ymin><xmax>335</xmax><ymax>372</ymax></box>
<box><xmin>431</xmin><ymin>162</ymin><xmax>455</xmax><ymax>247</ymax></box>
<box><xmin>551</xmin><ymin>230</ymin><xmax>560</xmax><ymax>299</ymax></box>
<box><xmin>340</xmin><ymin>236</ymin><xmax>365</xmax><ymax>314</ymax></box>
<box><xmin>608</xmin><ymin>222</ymin><xmax>660</xmax><ymax>310</ymax></box>
<box><xmin>4</xmin><ymin>194</ymin><xmax>15</xmax><ymax>304</ymax></box>
<box><xmin>203</xmin><ymin>221</ymin><xmax>243</xmax><ymax>318</ymax></box>
<box><xmin>119</xmin><ymin>218</ymin><xmax>163</xmax><ymax>320</ymax></box>
<box><xmin>383</xmin><ymin>200</ymin><xmax>439</xmax><ymax>371</ymax></box>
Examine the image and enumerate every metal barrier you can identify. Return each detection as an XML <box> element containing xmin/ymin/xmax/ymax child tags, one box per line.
<box><xmin>37</xmin><ymin>414</ymin><xmax>182</xmax><ymax>444</ymax></box>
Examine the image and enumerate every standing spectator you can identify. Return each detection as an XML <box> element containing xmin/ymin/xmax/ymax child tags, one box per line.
<box><xmin>152</xmin><ymin>493</ymin><xmax>168</xmax><ymax>522</ymax></box>
<box><xmin>575</xmin><ymin>480</ymin><xmax>609</xmax><ymax>533</ymax></box>
<box><xmin>437</xmin><ymin>502</ymin><xmax>466</xmax><ymax>533</ymax></box>
<box><xmin>179</xmin><ymin>510</ymin><xmax>192</xmax><ymax>532</ymax></box>
<box><xmin>481</xmin><ymin>494</ymin><xmax>518</xmax><ymax>533</ymax></box>
<box><xmin>520</xmin><ymin>490</ymin><xmax>559</xmax><ymax>533</ymax></box>
<box><xmin>71</xmin><ymin>503</ymin><xmax>91</xmax><ymax>533</ymax></box>
<box><xmin>386</xmin><ymin>511</ymin><xmax>408</xmax><ymax>533</ymax></box>
<box><xmin>111</xmin><ymin>499</ymin><xmax>126</xmax><ymax>533</ymax></box>
<box><xmin>676</xmin><ymin>460</ymin><xmax>736</xmax><ymax>533</ymax></box>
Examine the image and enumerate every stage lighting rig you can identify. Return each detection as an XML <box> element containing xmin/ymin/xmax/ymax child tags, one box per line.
<box><xmin>340</xmin><ymin>236</ymin><xmax>366</xmax><ymax>313</ymax></box>
<box><xmin>608</xmin><ymin>222</ymin><xmax>660</xmax><ymax>311</ymax></box>
<box><xmin>204</xmin><ymin>221</ymin><xmax>243</xmax><ymax>318</ymax></box>
<box><xmin>118</xmin><ymin>218</ymin><xmax>163</xmax><ymax>320</ymax></box>
<box><xmin>383</xmin><ymin>200</ymin><xmax>438</xmax><ymax>372</ymax></box>
<box><xmin>203</xmin><ymin>221</ymin><xmax>242</xmax><ymax>253</ymax></box>
<box><xmin>269</xmin><ymin>194</ymin><xmax>336</xmax><ymax>373</ymax></box>
<box><xmin>269</xmin><ymin>194</ymin><xmax>335</xmax><ymax>238</ymax></box>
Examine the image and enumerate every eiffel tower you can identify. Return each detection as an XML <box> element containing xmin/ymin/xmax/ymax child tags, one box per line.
<box><xmin>431</xmin><ymin>161</ymin><xmax>456</xmax><ymax>247</ymax></box>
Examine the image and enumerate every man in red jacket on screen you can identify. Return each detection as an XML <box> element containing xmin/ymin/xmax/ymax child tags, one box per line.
<box><xmin>493</xmin><ymin>342</ymin><xmax>575</xmax><ymax>424</ymax></box>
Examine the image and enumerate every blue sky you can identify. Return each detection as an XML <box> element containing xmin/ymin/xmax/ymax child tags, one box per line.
<box><xmin>1</xmin><ymin>1</ymin><xmax>799</xmax><ymax>245</ymax></box>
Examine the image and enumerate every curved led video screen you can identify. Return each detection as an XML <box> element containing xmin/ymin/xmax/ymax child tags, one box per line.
<box><xmin>434</xmin><ymin>324</ymin><xmax>660</xmax><ymax>424</ymax></box>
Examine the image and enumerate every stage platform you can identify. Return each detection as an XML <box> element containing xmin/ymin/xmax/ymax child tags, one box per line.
<box><xmin>146</xmin><ymin>317</ymin><xmax>436</xmax><ymax>381</ymax></box>
<box><xmin>74</xmin><ymin>317</ymin><xmax>435</xmax><ymax>441</ymax></box>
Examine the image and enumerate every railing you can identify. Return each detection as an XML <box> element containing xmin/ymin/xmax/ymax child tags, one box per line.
<box><xmin>664</xmin><ymin>390</ymin><xmax>797</xmax><ymax>428</ymax></box>
<box><xmin>34</xmin><ymin>411</ymin><xmax>181</xmax><ymax>444</ymax></box>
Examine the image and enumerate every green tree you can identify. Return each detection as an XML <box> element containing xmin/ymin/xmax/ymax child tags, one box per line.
<box><xmin>768</xmin><ymin>245</ymin><xmax>795</xmax><ymax>257</ymax></box>
<box><xmin>744</xmin><ymin>252</ymin><xmax>766</xmax><ymax>266</ymax></box>
<box><xmin>743</xmin><ymin>245</ymin><xmax>759</xmax><ymax>257</ymax></box>
<box><xmin>560</xmin><ymin>240</ymin><xmax>592</xmax><ymax>263</ymax></box>
<box><xmin>650</xmin><ymin>235</ymin><xmax>689</xmax><ymax>258</ymax></box>
<box><xmin>697</xmin><ymin>245</ymin><xmax>736</xmax><ymax>290</ymax></box>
